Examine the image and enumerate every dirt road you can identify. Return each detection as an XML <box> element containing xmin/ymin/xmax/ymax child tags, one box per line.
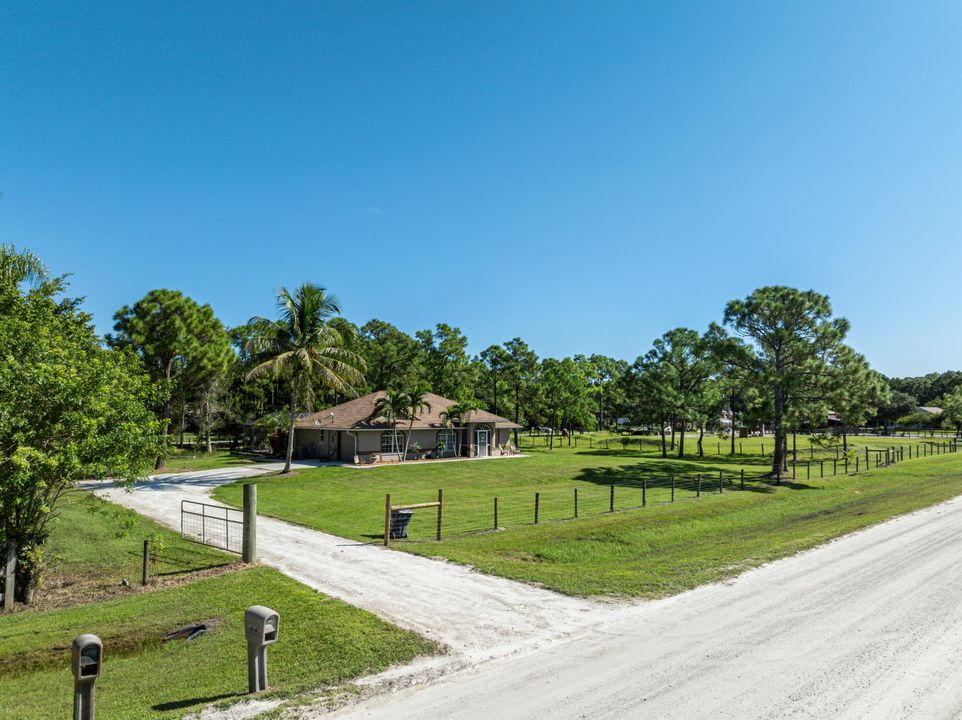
<box><xmin>93</xmin><ymin>466</ymin><xmax>962</xmax><ymax>719</ymax></box>
<box><xmin>323</xmin><ymin>494</ymin><xmax>962</xmax><ymax>720</ymax></box>
<box><xmin>91</xmin><ymin>464</ymin><xmax>614</xmax><ymax>670</ymax></box>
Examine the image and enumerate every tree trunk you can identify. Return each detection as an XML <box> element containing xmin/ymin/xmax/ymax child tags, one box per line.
<box><xmin>660</xmin><ymin>419</ymin><xmax>667</xmax><ymax>458</ymax></box>
<box><xmin>771</xmin><ymin>385</ymin><xmax>786</xmax><ymax>481</ymax></box>
<box><xmin>403</xmin><ymin>418</ymin><xmax>415</xmax><ymax>460</ymax></box>
<box><xmin>284</xmin><ymin>410</ymin><xmax>296</xmax><ymax>473</ymax></box>
<box><xmin>678</xmin><ymin>419</ymin><xmax>686</xmax><ymax>458</ymax></box>
<box><xmin>730</xmin><ymin>392</ymin><xmax>737</xmax><ymax>454</ymax></box>
<box><xmin>670</xmin><ymin>417</ymin><xmax>676</xmax><ymax>451</ymax></box>
<box><xmin>697</xmin><ymin>426</ymin><xmax>704</xmax><ymax>457</ymax></box>
<box><xmin>842</xmin><ymin>426</ymin><xmax>848</xmax><ymax>452</ymax></box>
<box><xmin>513</xmin><ymin>381</ymin><xmax>520</xmax><ymax>445</ymax></box>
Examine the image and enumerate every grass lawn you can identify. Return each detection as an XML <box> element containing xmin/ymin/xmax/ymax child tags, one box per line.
<box><xmin>1</xmin><ymin>491</ymin><xmax>436</xmax><ymax>719</ymax></box>
<box><xmin>0</xmin><ymin>567</ymin><xmax>436</xmax><ymax>720</ymax></box>
<box><xmin>212</xmin><ymin>439</ymin><xmax>962</xmax><ymax>598</ymax></box>
<box><xmin>160</xmin><ymin>449</ymin><xmax>255</xmax><ymax>474</ymax></box>
<box><xmin>35</xmin><ymin>489</ymin><xmax>235</xmax><ymax>610</ymax></box>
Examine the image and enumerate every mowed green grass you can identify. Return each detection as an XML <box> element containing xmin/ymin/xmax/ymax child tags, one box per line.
<box><xmin>1</xmin><ymin>492</ymin><xmax>436</xmax><ymax>719</ymax></box>
<box><xmin>37</xmin><ymin>490</ymin><xmax>234</xmax><ymax>608</ymax></box>
<box><xmin>161</xmin><ymin>449</ymin><xmax>255</xmax><ymax>474</ymax></box>
<box><xmin>213</xmin><ymin>437</ymin><xmax>962</xmax><ymax>597</ymax></box>
<box><xmin>0</xmin><ymin>567</ymin><xmax>436</xmax><ymax>720</ymax></box>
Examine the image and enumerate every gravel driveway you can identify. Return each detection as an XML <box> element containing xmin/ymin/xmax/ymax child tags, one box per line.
<box><xmin>91</xmin><ymin>464</ymin><xmax>962</xmax><ymax>719</ymax></box>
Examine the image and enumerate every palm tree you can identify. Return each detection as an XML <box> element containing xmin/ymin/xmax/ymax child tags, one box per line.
<box><xmin>246</xmin><ymin>283</ymin><xmax>365</xmax><ymax>473</ymax></box>
<box><xmin>372</xmin><ymin>390</ymin><xmax>409</xmax><ymax>460</ymax></box>
<box><xmin>0</xmin><ymin>244</ymin><xmax>48</xmax><ymax>287</ymax></box>
<box><xmin>401</xmin><ymin>388</ymin><xmax>432</xmax><ymax>460</ymax></box>
<box><xmin>439</xmin><ymin>400</ymin><xmax>477</xmax><ymax>458</ymax></box>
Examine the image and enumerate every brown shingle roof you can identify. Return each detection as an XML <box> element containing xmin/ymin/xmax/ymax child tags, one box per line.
<box><xmin>294</xmin><ymin>391</ymin><xmax>522</xmax><ymax>430</ymax></box>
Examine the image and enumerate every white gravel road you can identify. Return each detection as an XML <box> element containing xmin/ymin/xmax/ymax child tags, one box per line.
<box><xmin>90</xmin><ymin>463</ymin><xmax>613</xmax><ymax>668</ymax></box>
<box><xmin>324</xmin><ymin>494</ymin><xmax>962</xmax><ymax>720</ymax></box>
<box><xmin>92</xmin><ymin>464</ymin><xmax>962</xmax><ymax>719</ymax></box>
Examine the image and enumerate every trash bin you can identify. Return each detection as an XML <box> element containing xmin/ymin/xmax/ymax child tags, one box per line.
<box><xmin>390</xmin><ymin>509</ymin><xmax>413</xmax><ymax>539</ymax></box>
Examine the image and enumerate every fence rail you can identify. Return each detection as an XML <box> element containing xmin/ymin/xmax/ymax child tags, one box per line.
<box><xmin>383</xmin><ymin>441</ymin><xmax>958</xmax><ymax>543</ymax></box>
<box><xmin>181</xmin><ymin>500</ymin><xmax>244</xmax><ymax>554</ymax></box>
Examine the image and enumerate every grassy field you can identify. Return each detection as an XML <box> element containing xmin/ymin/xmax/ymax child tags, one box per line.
<box><xmin>1</xmin><ymin>492</ymin><xmax>436</xmax><ymax>719</ymax></box>
<box><xmin>34</xmin><ymin>490</ymin><xmax>235</xmax><ymax>610</ymax></box>
<box><xmin>212</xmin><ymin>436</ymin><xmax>962</xmax><ymax>597</ymax></box>
<box><xmin>160</xmin><ymin>449</ymin><xmax>255</xmax><ymax>474</ymax></box>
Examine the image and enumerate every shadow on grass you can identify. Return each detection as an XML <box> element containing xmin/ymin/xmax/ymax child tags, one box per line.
<box><xmin>153</xmin><ymin>692</ymin><xmax>242</xmax><ymax>711</ymax></box>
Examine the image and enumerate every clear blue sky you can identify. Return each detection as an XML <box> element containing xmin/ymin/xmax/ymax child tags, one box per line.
<box><xmin>3</xmin><ymin>2</ymin><xmax>961</xmax><ymax>377</ymax></box>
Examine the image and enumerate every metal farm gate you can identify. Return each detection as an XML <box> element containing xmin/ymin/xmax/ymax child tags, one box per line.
<box><xmin>181</xmin><ymin>500</ymin><xmax>244</xmax><ymax>554</ymax></box>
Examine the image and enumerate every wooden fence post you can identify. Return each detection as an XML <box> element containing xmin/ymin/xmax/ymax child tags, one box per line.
<box><xmin>740</xmin><ymin>469</ymin><xmax>744</xmax><ymax>490</ymax></box>
<box><xmin>574</xmin><ymin>488</ymin><xmax>579</xmax><ymax>518</ymax></box>
<box><xmin>437</xmin><ymin>489</ymin><xmax>443</xmax><ymax>541</ymax></box>
<box><xmin>384</xmin><ymin>493</ymin><xmax>391</xmax><ymax>546</ymax></box>
<box><xmin>718</xmin><ymin>471</ymin><xmax>723</xmax><ymax>493</ymax></box>
<box><xmin>534</xmin><ymin>492</ymin><xmax>540</xmax><ymax>524</ymax></box>
<box><xmin>697</xmin><ymin>475</ymin><xmax>702</xmax><ymax>497</ymax></box>
<box><xmin>609</xmin><ymin>484</ymin><xmax>614</xmax><ymax>512</ymax></box>
<box><xmin>672</xmin><ymin>475</ymin><xmax>676</xmax><ymax>501</ymax></box>
<box><xmin>642</xmin><ymin>478</ymin><xmax>647</xmax><ymax>507</ymax></box>
<box><xmin>242</xmin><ymin>483</ymin><xmax>257</xmax><ymax>563</ymax></box>
<box><xmin>494</xmin><ymin>496</ymin><xmax>499</xmax><ymax>530</ymax></box>
<box><xmin>142</xmin><ymin>539</ymin><xmax>150</xmax><ymax>586</ymax></box>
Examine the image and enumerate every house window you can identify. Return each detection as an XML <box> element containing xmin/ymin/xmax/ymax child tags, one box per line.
<box><xmin>437</xmin><ymin>430</ymin><xmax>456</xmax><ymax>453</ymax></box>
<box><xmin>381</xmin><ymin>431</ymin><xmax>404</xmax><ymax>453</ymax></box>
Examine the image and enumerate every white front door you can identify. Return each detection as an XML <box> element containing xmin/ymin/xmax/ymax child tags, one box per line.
<box><xmin>475</xmin><ymin>429</ymin><xmax>490</xmax><ymax>457</ymax></box>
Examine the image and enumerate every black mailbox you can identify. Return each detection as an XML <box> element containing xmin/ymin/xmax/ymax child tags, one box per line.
<box><xmin>245</xmin><ymin>605</ymin><xmax>279</xmax><ymax>693</ymax></box>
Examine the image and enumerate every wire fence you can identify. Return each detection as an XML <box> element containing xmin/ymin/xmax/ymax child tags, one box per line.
<box><xmin>384</xmin><ymin>440</ymin><xmax>959</xmax><ymax>544</ymax></box>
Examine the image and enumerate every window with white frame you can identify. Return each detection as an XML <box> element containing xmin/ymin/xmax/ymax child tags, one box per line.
<box><xmin>380</xmin><ymin>431</ymin><xmax>404</xmax><ymax>453</ymax></box>
<box><xmin>437</xmin><ymin>430</ymin><xmax>456</xmax><ymax>453</ymax></box>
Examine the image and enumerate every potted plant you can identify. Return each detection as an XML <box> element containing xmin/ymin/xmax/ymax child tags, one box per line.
<box><xmin>409</xmin><ymin>441</ymin><xmax>423</xmax><ymax>460</ymax></box>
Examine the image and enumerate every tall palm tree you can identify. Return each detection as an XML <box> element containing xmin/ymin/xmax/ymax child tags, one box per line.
<box><xmin>246</xmin><ymin>283</ymin><xmax>365</xmax><ymax>473</ymax></box>
<box><xmin>401</xmin><ymin>388</ymin><xmax>432</xmax><ymax>460</ymax></box>
<box><xmin>439</xmin><ymin>400</ymin><xmax>477</xmax><ymax>458</ymax></box>
<box><xmin>371</xmin><ymin>390</ymin><xmax>409</xmax><ymax>460</ymax></box>
<box><xmin>0</xmin><ymin>244</ymin><xmax>48</xmax><ymax>288</ymax></box>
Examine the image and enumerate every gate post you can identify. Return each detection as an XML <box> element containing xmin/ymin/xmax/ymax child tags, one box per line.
<box><xmin>243</xmin><ymin>483</ymin><xmax>257</xmax><ymax>563</ymax></box>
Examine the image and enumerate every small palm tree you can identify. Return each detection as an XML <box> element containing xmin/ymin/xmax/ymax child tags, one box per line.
<box><xmin>372</xmin><ymin>390</ymin><xmax>409</xmax><ymax>459</ymax></box>
<box><xmin>246</xmin><ymin>283</ymin><xmax>365</xmax><ymax>473</ymax></box>
<box><xmin>401</xmin><ymin>388</ymin><xmax>432</xmax><ymax>460</ymax></box>
<box><xmin>440</xmin><ymin>400</ymin><xmax>477</xmax><ymax>458</ymax></box>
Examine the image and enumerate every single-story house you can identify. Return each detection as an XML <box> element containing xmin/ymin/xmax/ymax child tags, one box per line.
<box><xmin>292</xmin><ymin>391</ymin><xmax>522</xmax><ymax>463</ymax></box>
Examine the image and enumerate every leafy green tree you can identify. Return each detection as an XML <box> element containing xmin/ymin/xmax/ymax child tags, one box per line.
<box><xmin>876</xmin><ymin>391</ymin><xmax>918</xmax><ymax>427</ymax></box>
<box><xmin>0</xmin><ymin>243</ymin><xmax>47</xmax><ymax>286</ymax></box>
<box><xmin>0</xmin><ymin>248</ymin><xmax>161</xmax><ymax>602</ymax></box>
<box><xmin>639</xmin><ymin>328</ymin><xmax>717</xmax><ymax>458</ymax></box>
<box><xmin>108</xmin><ymin>289</ymin><xmax>233</xmax><ymax>468</ymax></box>
<box><xmin>246</xmin><ymin>284</ymin><xmax>366</xmax><ymax>473</ymax></box>
<box><xmin>503</xmin><ymin>338</ymin><xmax>539</xmax><ymax>441</ymax></box>
<box><xmin>539</xmin><ymin>357</ymin><xmax>593</xmax><ymax>448</ymax></box>
<box><xmin>358</xmin><ymin>319</ymin><xmax>422</xmax><ymax>393</ymax></box>
<box><xmin>940</xmin><ymin>386</ymin><xmax>962</xmax><ymax>436</ymax></box>
<box><xmin>416</xmin><ymin>324</ymin><xmax>475</xmax><ymax>400</ymax></box>
<box><xmin>724</xmin><ymin>287</ymin><xmax>851</xmax><ymax>478</ymax></box>
<box><xmin>830</xmin><ymin>350</ymin><xmax>890</xmax><ymax>450</ymax></box>
<box><xmin>479</xmin><ymin>345</ymin><xmax>511</xmax><ymax>416</ymax></box>
<box><xmin>576</xmin><ymin>354</ymin><xmax>630</xmax><ymax>431</ymax></box>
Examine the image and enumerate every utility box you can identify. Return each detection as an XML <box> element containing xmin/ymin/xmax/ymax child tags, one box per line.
<box><xmin>71</xmin><ymin>634</ymin><xmax>103</xmax><ymax>720</ymax></box>
<box><xmin>245</xmin><ymin>605</ymin><xmax>279</xmax><ymax>693</ymax></box>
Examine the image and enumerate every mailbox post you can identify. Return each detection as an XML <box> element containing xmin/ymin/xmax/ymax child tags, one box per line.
<box><xmin>244</xmin><ymin>605</ymin><xmax>279</xmax><ymax>693</ymax></box>
<box><xmin>71</xmin><ymin>634</ymin><xmax>103</xmax><ymax>720</ymax></box>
